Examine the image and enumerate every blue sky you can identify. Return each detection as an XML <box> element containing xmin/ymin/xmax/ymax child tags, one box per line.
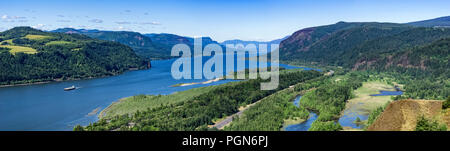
<box><xmin>1</xmin><ymin>0</ymin><xmax>450</xmax><ymax>42</ymax></box>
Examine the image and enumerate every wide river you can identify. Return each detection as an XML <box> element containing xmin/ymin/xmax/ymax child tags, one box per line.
<box><xmin>0</xmin><ymin>56</ymin><xmax>304</xmax><ymax>131</ymax></box>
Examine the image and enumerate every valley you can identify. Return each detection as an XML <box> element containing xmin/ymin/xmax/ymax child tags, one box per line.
<box><xmin>0</xmin><ymin>15</ymin><xmax>449</xmax><ymax>132</ymax></box>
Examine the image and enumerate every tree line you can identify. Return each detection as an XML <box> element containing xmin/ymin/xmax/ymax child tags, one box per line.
<box><xmin>76</xmin><ymin>70</ymin><xmax>323</xmax><ymax>131</ymax></box>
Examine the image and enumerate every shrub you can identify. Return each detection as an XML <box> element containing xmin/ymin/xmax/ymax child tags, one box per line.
<box><xmin>415</xmin><ymin>116</ymin><xmax>447</xmax><ymax>131</ymax></box>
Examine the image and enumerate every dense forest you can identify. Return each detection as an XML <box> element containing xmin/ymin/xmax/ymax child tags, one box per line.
<box><xmin>52</xmin><ymin>28</ymin><xmax>220</xmax><ymax>59</ymax></box>
<box><xmin>225</xmin><ymin>72</ymin><xmax>368</xmax><ymax>131</ymax></box>
<box><xmin>224</xmin><ymin>76</ymin><xmax>328</xmax><ymax>131</ymax></box>
<box><xmin>300</xmin><ymin>72</ymin><xmax>367</xmax><ymax>130</ymax></box>
<box><xmin>0</xmin><ymin>27</ymin><xmax>147</xmax><ymax>85</ymax></box>
<box><xmin>76</xmin><ymin>70</ymin><xmax>322</xmax><ymax>131</ymax></box>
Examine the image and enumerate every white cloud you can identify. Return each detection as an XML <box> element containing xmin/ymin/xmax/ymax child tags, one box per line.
<box><xmin>139</xmin><ymin>21</ymin><xmax>161</xmax><ymax>25</ymax></box>
<box><xmin>57</xmin><ymin>20</ymin><xmax>71</xmax><ymax>22</ymax></box>
<box><xmin>89</xmin><ymin>19</ymin><xmax>103</xmax><ymax>23</ymax></box>
<box><xmin>115</xmin><ymin>21</ymin><xmax>131</xmax><ymax>24</ymax></box>
<box><xmin>13</xmin><ymin>16</ymin><xmax>26</xmax><ymax>19</ymax></box>
<box><xmin>2</xmin><ymin>15</ymin><xmax>27</xmax><ymax>22</ymax></box>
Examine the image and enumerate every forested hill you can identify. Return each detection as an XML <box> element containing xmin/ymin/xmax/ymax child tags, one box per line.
<box><xmin>360</xmin><ymin>37</ymin><xmax>450</xmax><ymax>77</ymax></box>
<box><xmin>220</xmin><ymin>36</ymin><xmax>289</xmax><ymax>46</ymax></box>
<box><xmin>53</xmin><ymin>28</ymin><xmax>219</xmax><ymax>59</ymax></box>
<box><xmin>279</xmin><ymin>21</ymin><xmax>450</xmax><ymax>75</ymax></box>
<box><xmin>0</xmin><ymin>27</ymin><xmax>147</xmax><ymax>86</ymax></box>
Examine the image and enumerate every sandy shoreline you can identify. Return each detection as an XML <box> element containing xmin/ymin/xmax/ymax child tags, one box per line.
<box><xmin>0</xmin><ymin>81</ymin><xmax>52</xmax><ymax>88</ymax></box>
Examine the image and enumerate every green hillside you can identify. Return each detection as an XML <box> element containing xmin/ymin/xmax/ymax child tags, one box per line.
<box><xmin>0</xmin><ymin>27</ymin><xmax>147</xmax><ymax>85</ymax></box>
<box><xmin>280</xmin><ymin>22</ymin><xmax>450</xmax><ymax>72</ymax></box>
<box><xmin>364</xmin><ymin>37</ymin><xmax>450</xmax><ymax>76</ymax></box>
<box><xmin>52</xmin><ymin>28</ymin><xmax>171</xmax><ymax>59</ymax></box>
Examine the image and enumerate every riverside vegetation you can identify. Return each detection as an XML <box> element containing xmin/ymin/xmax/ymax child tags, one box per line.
<box><xmin>75</xmin><ymin>70</ymin><xmax>323</xmax><ymax>131</ymax></box>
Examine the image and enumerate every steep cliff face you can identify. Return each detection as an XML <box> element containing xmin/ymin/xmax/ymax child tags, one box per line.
<box><xmin>352</xmin><ymin>37</ymin><xmax>450</xmax><ymax>76</ymax></box>
<box><xmin>367</xmin><ymin>100</ymin><xmax>444</xmax><ymax>131</ymax></box>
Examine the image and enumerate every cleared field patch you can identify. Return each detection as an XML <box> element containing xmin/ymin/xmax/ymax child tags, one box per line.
<box><xmin>442</xmin><ymin>109</ymin><xmax>450</xmax><ymax>128</ymax></box>
<box><xmin>343</xmin><ymin>80</ymin><xmax>397</xmax><ymax>115</ymax></box>
<box><xmin>45</xmin><ymin>41</ymin><xmax>73</xmax><ymax>46</ymax></box>
<box><xmin>0</xmin><ymin>45</ymin><xmax>37</xmax><ymax>54</ymax></box>
<box><xmin>1</xmin><ymin>39</ymin><xmax>14</xmax><ymax>45</ymax></box>
<box><xmin>25</xmin><ymin>34</ymin><xmax>52</xmax><ymax>40</ymax></box>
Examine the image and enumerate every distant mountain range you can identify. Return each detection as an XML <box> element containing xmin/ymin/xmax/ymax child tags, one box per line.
<box><xmin>407</xmin><ymin>16</ymin><xmax>450</xmax><ymax>27</ymax></box>
<box><xmin>52</xmin><ymin>28</ymin><xmax>289</xmax><ymax>59</ymax></box>
<box><xmin>279</xmin><ymin>18</ymin><xmax>450</xmax><ymax>76</ymax></box>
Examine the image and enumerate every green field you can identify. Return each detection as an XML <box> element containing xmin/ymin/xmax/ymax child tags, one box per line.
<box><xmin>0</xmin><ymin>45</ymin><xmax>37</xmax><ymax>54</ymax></box>
<box><xmin>99</xmin><ymin>83</ymin><xmax>236</xmax><ymax>119</ymax></box>
<box><xmin>25</xmin><ymin>34</ymin><xmax>52</xmax><ymax>40</ymax></box>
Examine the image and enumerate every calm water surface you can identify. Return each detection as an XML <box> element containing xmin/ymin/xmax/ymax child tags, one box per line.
<box><xmin>0</xmin><ymin>56</ymin><xmax>303</xmax><ymax>131</ymax></box>
<box><xmin>284</xmin><ymin>96</ymin><xmax>317</xmax><ymax>131</ymax></box>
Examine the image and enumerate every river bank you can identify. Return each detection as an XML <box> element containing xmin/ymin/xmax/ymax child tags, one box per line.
<box><xmin>0</xmin><ymin>68</ymin><xmax>146</xmax><ymax>88</ymax></box>
<box><xmin>171</xmin><ymin>78</ymin><xmax>223</xmax><ymax>87</ymax></box>
<box><xmin>339</xmin><ymin>80</ymin><xmax>404</xmax><ymax>130</ymax></box>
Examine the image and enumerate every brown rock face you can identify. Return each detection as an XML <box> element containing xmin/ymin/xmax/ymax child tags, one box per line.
<box><xmin>280</xmin><ymin>27</ymin><xmax>315</xmax><ymax>53</ymax></box>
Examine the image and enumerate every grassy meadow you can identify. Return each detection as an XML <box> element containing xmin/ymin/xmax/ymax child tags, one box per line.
<box><xmin>25</xmin><ymin>34</ymin><xmax>52</xmax><ymax>40</ymax></box>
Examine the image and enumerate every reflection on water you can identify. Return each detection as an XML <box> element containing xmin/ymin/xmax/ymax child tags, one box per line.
<box><xmin>339</xmin><ymin>89</ymin><xmax>403</xmax><ymax>129</ymax></box>
<box><xmin>0</xmin><ymin>55</ymin><xmax>302</xmax><ymax>131</ymax></box>
<box><xmin>284</xmin><ymin>96</ymin><xmax>317</xmax><ymax>131</ymax></box>
<box><xmin>370</xmin><ymin>90</ymin><xmax>403</xmax><ymax>96</ymax></box>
